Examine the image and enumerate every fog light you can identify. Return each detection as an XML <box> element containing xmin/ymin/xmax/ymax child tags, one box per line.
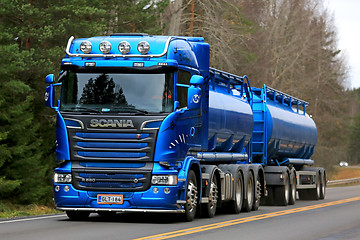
<box><xmin>80</xmin><ymin>40</ymin><xmax>92</xmax><ymax>53</ymax></box>
<box><xmin>99</xmin><ymin>41</ymin><xmax>111</xmax><ymax>54</ymax></box>
<box><xmin>64</xmin><ymin>186</ymin><xmax>70</xmax><ymax>192</ymax></box>
<box><xmin>164</xmin><ymin>187</ymin><xmax>171</xmax><ymax>194</ymax></box>
<box><xmin>55</xmin><ymin>185</ymin><xmax>60</xmax><ymax>192</ymax></box>
<box><xmin>119</xmin><ymin>41</ymin><xmax>131</xmax><ymax>54</ymax></box>
<box><xmin>153</xmin><ymin>187</ymin><xmax>159</xmax><ymax>194</ymax></box>
<box><xmin>137</xmin><ymin>41</ymin><xmax>150</xmax><ymax>54</ymax></box>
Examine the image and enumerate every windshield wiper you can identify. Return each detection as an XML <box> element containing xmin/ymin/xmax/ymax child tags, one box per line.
<box><xmin>66</xmin><ymin>107</ymin><xmax>102</xmax><ymax>113</ymax></box>
<box><xmin>110</xmin><ymin>107</ymin><xmax>149</xmax><ymax>114</ymax></box>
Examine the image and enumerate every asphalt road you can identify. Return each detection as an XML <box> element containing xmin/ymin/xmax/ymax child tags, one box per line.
<box><xmin>1</xmin><ymin>185</ymin><xmax>360</xmax><ymax>240</ymax></box>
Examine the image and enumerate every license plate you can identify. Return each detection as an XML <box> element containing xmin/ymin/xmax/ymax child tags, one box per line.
<box><xmin>97</xmin><ymin>194</ymin><xmax>123</xmax><ymax>204</ymax></box>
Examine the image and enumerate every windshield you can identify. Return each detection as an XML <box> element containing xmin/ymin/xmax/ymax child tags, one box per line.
<box><xmin>60</xmin><ymin>71</ymin><xmax>174</xmax><ymax>113</ymax></box>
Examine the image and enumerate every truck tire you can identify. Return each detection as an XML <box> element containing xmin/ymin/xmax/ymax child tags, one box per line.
<box><xmin>274</xmin><ymin>173</ymin><xmax>290</xmax><ymax>206</ymax></box>
<box><xmin>228</xmin><ymin>170</ymin><xmax>244</xmax><ymax>214</ymax></box>
<box><xmin>242</xmin><ymin>171</ymin><xmax>254</xmax><ymax>212</ymax></box>
<box><xmin>320</xmin><ymin>171</ymin><xmax>326</xmax><ymax>200</ymax></box>
<box><xmin>201</xmin><ymin>173</ymin><xmax>218</xmax><ymax>218</ymax></box>
<box><xmin>288</xmin><ymin>172</ymin><xmax>296</xmax><ymax>205</ymax></box>
<box><xmin>66</xmin><ymin>211</ymin><xmax>90</xmax><ymax>221</ymax></box>
<box><xmin>183</xmin><ymin>170</ymin><xmax>198</xmax><ymax>221</ymax></box>
<box><xmin>252</xmin><ymin>174</ymin><xmax>261</xmax><ymax>211</ymax></box>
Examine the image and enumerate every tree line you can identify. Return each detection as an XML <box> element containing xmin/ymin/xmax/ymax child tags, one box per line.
<box><xmin>0</xmin><ymin>0</ymin><xmax>357</xmax><ymax>205</ymax></box>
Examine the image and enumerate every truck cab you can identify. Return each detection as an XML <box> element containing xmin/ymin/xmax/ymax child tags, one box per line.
<box><xmin>45</xmin><ymin>34</ymin><xmax>211</xmax><ymax>221</ymax></box>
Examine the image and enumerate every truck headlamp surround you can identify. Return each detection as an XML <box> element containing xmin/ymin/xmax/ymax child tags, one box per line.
<box><xmin>80</xmin><ymin>41</ymin><xmax>92</xmax><ymax>54</ymax></box>
<box><xmin>137</xmin><ymin>41</ymin><xmax>150</xmax><ymax>54</ymax></box>
<box><xmin>151</xmin><ymin>175</ymin><xmax>177</xmax><ymax>185</ymax></box>
<box><xmin>118</xmin><ymin>41</ymin><xmax>131</xmax><ymax>54</ymax></box>
<box><xmin>99</xmin><ymin>41</ymin><xmax>111</xmax><ymax>54</ymax></box>
<box><xmin>54</xmin><ymin>173</ymin><xmax>72</xmax><ymax>183</ymax></box>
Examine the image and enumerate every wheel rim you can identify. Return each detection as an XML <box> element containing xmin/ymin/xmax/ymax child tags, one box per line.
<box><xmin>316</xmin><ymin>175</ymin><xmax>321</xmax><ymax>197</ymax></box>
<box><xmin>291</xmin><ymin>176</ymin><xmax>296</xmax><ymax>199</ymax></box>
<box><xmin>209</xmin><ymin>177</ymin><xmax>218</xmax><ymax>209</ymax></box>
<box><xmin>285</xmin><ymin>176</ymin><xmax>290</xmax><ymax>203</ymax></box>
<box><xmin>322</xmin><ymin>175</ymin><xmax>326</xmax><ymax>195</ymax></box>
<box><xmin>255</xmin><ymin>178</ymin><xmax>261</xmax><ymax>202</ymax></box>
<box><xmin>247</xmin><ymin>176</ymin><xmax>253</xmax><ymax>204</ymax></box>
<box><xmin>236</xmin><ymin>178</ymin><xmax>242</xmax><ymax>206</ymax></box>
<box><xmin>187</xmin><ymin>180</ymin><xmax>198</xmax><ymax>213</ymax></box>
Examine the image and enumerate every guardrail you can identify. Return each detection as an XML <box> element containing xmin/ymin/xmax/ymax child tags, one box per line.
<box><xmin>327</xmin><ymin>177</ymin><xmax>360</xmax><ymax>186</ymax></box>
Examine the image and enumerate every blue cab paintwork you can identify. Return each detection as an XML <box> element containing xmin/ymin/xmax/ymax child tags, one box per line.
<box><xmin>49</xmin><ymin>35</ymin><xmax>317</xmax><ymax>212</ymax></box>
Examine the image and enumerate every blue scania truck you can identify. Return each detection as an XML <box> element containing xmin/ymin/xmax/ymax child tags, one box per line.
<box><xmin>45</xmin><ymin>34</ymin><xmax>326</xmax><ymax>221</ymax></box>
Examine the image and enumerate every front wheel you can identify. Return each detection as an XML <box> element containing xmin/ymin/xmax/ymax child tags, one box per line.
<box><xmin>183</xmin><ymin>170</ymin><xmax>198</xmax><ymax>222</ymax></box>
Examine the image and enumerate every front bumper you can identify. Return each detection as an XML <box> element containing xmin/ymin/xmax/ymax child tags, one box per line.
<box><xmin>56</xmin><ymin>207</ymin><xmax>184</xmax><ymax>213</ymax></box>
<box><xmin>53</xmin><ymin>183</ymin><xmax>184</xmax><ymax>212</ymax></box>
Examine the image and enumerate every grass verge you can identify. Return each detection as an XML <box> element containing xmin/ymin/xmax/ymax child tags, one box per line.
<box><xmin>0</xmin><ymin>201</ymin><xmax>61</xmax><ymax>219</ymax></box>
<box><xmin>331</xmin><ymin>166</ymin><xmax>360</xmax><ymax>180</ymax></box>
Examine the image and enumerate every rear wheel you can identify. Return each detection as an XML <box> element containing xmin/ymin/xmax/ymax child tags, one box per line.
<box><xmin>320</xmin><ymin>171</ymin><xmax>326</xmax><ymax>200</ymax></box>
<box><xmin>66</xmin><ymin>211</ymin><xmax>90</xmax><ymax>221</ymax></box>
<box><xmin>274</xmin><ymin>173</ymin><xmax>290</xmax><ymax>206</ymax></box>
<box><xmin>228</xmin><ymin>171</ymin><xmax>243</xmax><ymax>214</ymax></box>
<box><xmin>252</xmin><ymin>174</ymin><xmax>261</xmax><ymax>211</ymax></box>
<box><xmin>288</xmin><ymin>172</ymin><xmax>297</xmax><ymax>205</ymax></box>
<box><xmin>183</xmin><ymin>170</ymin><xmax>198</xmax><ymax>222</ymax></box>
<box><xmin>242</xmin><ymin>172</ymin><xmax>254</xmax><ymax>212</ymax></box>
<box><xmin>202</xmin><ymin>173</ymin><xmax>218</xmax><ymax>218</ymax></box>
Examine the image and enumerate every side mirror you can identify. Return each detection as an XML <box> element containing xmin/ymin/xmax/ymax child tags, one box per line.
<box><xmin>45</xmin><ymin>74</ymin><xmax>55</xmax><ymax>84</ymax></box>
<box><xmin>190</xmin><ymin>75</ymin><xmax>204</xmax><ymax>86</ymax></box>
<box><xmin>45</xmin><ymin>85</ymin><xmax>54</xmax><ymax>108</ymax></box>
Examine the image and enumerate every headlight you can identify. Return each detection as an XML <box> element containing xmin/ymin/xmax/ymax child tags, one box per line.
<box><xmin>151</xmin><ymin>175</ymin><xmax>177</xmax><ymax>185</ymax></box>
<box><xmin>137</xmin><ymin>41</ymin><xmax>150</xmax><ymax>54</ymax></box>
<box><xmin>54</xmin><ymin>173</ymin><xmax>72</xmax><ymax>183</ymax></box>
<box><xmin>99</xmin><ymin>41</ymin><xmax>111</xmax><ymax>54</ymax></box>
<box><xmin>118</xmin><ymin>41</ymin><xmax>131</xmax><ymax>54</ymax></box>
<box><xmin>80</xmin><ymin>41</ymin><xmax>92</xmax><ymax>54</ymax></box>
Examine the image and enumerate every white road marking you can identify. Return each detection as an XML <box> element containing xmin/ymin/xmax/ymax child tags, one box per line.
<box><xmin>0</xmin><ymin>214</ymin><xmax>66</xmax><ymax>224</ymax></box>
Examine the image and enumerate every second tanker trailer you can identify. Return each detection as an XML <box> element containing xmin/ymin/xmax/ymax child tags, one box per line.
<box><xmin>45</xmin><ymin>34</ymin><xmax>326</xmax><ymax>221</ymax></box>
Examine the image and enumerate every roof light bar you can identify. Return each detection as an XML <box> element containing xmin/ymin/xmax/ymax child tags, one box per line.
<box><xmin>65</xmin><ymin>36</ymin><xmax>172</xmax><ymax>58</ymax></box>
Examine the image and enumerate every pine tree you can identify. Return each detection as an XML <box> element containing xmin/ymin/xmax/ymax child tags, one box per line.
<box><xmin>0</xmin><ymin>0</ymin><xmax>168</xmax><ymax>204</ymax></box>
<box><xmin>0</xmin><ymin>0</ymin><xmax>108</xmax><ymax>203</ymax></box>
<box><xmin>0</xmin><ymin>24</ymin><xmax>42</xmax><ymax>201</ymax></box>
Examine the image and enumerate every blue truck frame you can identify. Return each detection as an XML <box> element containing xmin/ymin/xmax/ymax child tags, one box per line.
<box><xmin>45</xmin><ymin>34</ymin><xmax>326</xmax><ymax>221</ymax></box>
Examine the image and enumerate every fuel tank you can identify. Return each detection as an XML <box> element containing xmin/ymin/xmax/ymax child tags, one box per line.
<box><xmin>252</xmin><ymin>88</ymin><xmax>317</xmax><ymax>160</ymax></box>
<box><xmin>208</xmin><ymin>84</ymin><xmax>254</xmax><ymax>152</ymax></box>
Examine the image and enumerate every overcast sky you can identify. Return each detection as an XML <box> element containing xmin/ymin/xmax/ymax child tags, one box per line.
<box><xmin>326</xmin><ymin>0</ymin><xmax>360</xmax><ymax>89</ymax></box>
